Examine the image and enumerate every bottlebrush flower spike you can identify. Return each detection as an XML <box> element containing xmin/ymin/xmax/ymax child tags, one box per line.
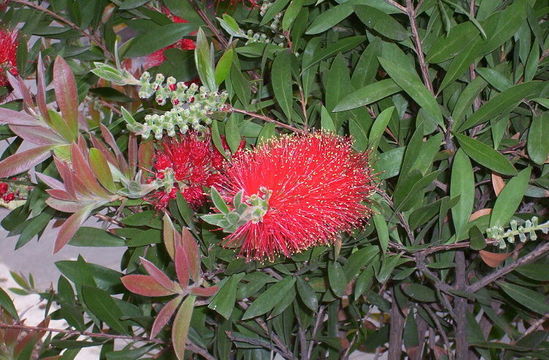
<box><xmin>147</xmin><ymin>132</ymin><xmax>243</xmax><ymax>210</ymax></box>
<box><xmin>215</xmin><ymin>132</ymin><xmax>376</xmax><ymax>261</ymax></box>
<box><xmin>0</xmin><ymin>29</ymin><xmax>18</xmax><ymax>87</ymax></box>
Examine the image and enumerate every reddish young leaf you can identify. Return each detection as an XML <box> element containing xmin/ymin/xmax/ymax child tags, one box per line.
<box><xmin>47</xmin><ymin>189</ymin><xmax>76</xmax><ymax>201</ymax></box>
<box><xmin>150</xmin><ymin>295</ymin><xmax>182</xmax><ymax>338</ymax></box>
<box><xmin>172</xmin><ymin>295</ymin><xmax>195</xmax><ymax>360</ymax></box>
<box><xmin>46</xmin><ymin>198</ymin><xmax>81</xmax><ymax>213</ymax></box>
<box><xmin>9</xmin><ymin>125</ymin><xmax>64</xmax><ymax>146</ymax></box>
<box><xmin>53</xmin><ymin>158</ymin><xmax>76</xmax><ymax>197</ymax></box>
<box><xmin>190</xmin><ymin>286</ymin><xmax>218</xmax><ymax>297</ymax></box>
<box><xmin>70</xmin><ymin>144</ymin><xmax>110</xmax><ymax>197</ymax></box>
<box><xmin>37</xmin><ymin>172</ymin><xmax>65</xmax><ymax>190</ymax></box>
<box><xmin>36</xmin><ymin>53</ymin><xmax>51</xmax><ymax>123</ymax></box>
<box><xmin>181</xmin><ymin>228</ymin><xmax>200</xmax><ymax>282</ymax></box>
<box><xmin>0</xmin><ymin>145</ymin><xmax>53</xmax><ymax>178</ymax></box>
<box><xmin>140</xmin><ymin>257</ymin><xmax>180</xmax><ymax>292</ymax></box>
<box><xmin>138</xmin><ymin>139</ymin><xmax>154</xmax><ymax>170</ymax></box>
<box><xmin>121</xmin><ymin>274</ymin><xmax>178</xmax><ymax>297</ymax></box>
<box><xmin>174</xmin><ymin>234</ymin><xmax>191</xmax><ymax>287</ymax></box>
<box><xmin>90</xmin><ymin>135</ymin><xmax>119</xmax><ymax>168</ymax></box>
<box><xmin>53</xmin><ymin>205</ymin><xmax>94</xmax><ymax>253</ymax></box>
<box><xmin>163</xmin><ymin>214</ymin><xmax>176</xmax><ymax>261</ymax></box>
<box><xmin>7</xmin><ymin>73</ymin><xmax>35</xmax><ymax>112</ymax></box>
<box><xmin>53</xmin><ymin>56</ymin><xmax>78</xmax><ymax>138</ymax></box>
<box><xmin>0</xmin><ymin>108</ymin><xmax>37</xmax><ymax>126</ymax></box>
<box><xmin>100</xmin><ymin>124</ymin><xmax>129</xmax><ymax>174</ymax></box>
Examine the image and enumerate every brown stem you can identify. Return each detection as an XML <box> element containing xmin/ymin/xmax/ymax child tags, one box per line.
<box><xmin>405</xmin><ymin>0</ymin><xmax>434</xmax><ymax>95</ymax></box>
<box><xmin>422</xmin><ymin>304</ymin><xmax>453</xmax><ymax>360</ymax></box>
<box><xmin>467</xmin><ymin>241</ymin><xmax>549</xmax><ymax>292</ymax></box>
<box><xmin>187</xmin><ymin>0</ymin><xmax>229</xmax><ymax>48</ymax></box>
<box><xmin>388</xmin><ymin>289</ymin><xmax>405</xmax><ymax>360</ymax></box>
<box><xmin>306</xmin><ymin>305</ymin><xmax>326</xmax><ymax>360</ymax></box>
<box><xmin>0</xmin><ymin>322</ymin><xmax>164</xmax><ymax>344</ymax></box>
<box><xmin>228</xmin><ymin>106</ymin><xmax>306</xmax><ymax>134</ymax></box>
<box><xmin>9</xmin><ymin>0</ymin><xmax>113</xmax><ymax>61</ymax></box>
<box><xmin>454</xmin><ymin>251</ymin><xmax>470</xmax><ymax>360</ymax></box>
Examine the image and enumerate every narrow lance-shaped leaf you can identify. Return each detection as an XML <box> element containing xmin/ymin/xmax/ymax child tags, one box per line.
<box><xmin>242</xmin><ymin>277</ymin><xmax>296</xmax><ymax>320</ymax></box>
<box><xmin>36</xmin><ymin>53</ymin><xmax>50</xmax><ymax>123</ymax></box>
<box><xmin>172</xmin><ymin>295</ymin><xmax>195</xmax><ymax>360</ymax></box>
<box><xmin>215</xmin><ymin>48</ymin><xmax>234</xmax><ymax>86</ymax></box>
<box><xmin>194</xmin><ymin>28</ymin><xmax>217</xmax><ymax>92</ymax></box>
<box><xmin>455</xmin><ymin>133</ymin><xmax>517</xmax><ymax>176</ymax></box>
<box><xmin>181</xmin><ymin>228</ymin><xmax>200</xmax><ymax>282</ymax></box>
<box><xmin>53</xmin><ymin>56</ymin><xmax>78</xmax><ymax>139</ymax></box>
<box><xmin>0</xmin><ymin>106</ymin><xmax>36</xmax><ymax>126</ymax></box>
<box><xmin>490</xmin><ymin>167</ymin><xmax>532</xmax><ymax>227</ymax></box>
<box><xmin>70</xmin><ymin>144</ymin><xmax>110</xmax><ymax>197</ymax></box>
<box><xmin>89</xmin><ymin>148</ymin><xmax>117</xmax><ymax>193</ymax></box>
<box><xmin>163</xmin><ymin>213</ymin><xmax>176</xmax><ymax>261</ymax></box>
<box><xmin>208</xmin><ymin>273</ymin><xmax>245</xmax><ymax>319</ymax></box>
<box><xmin>151</xmin><ymin>295</ymin><xmax>182</xmax><ymax>339</ymax></box>
<box><xmin>140</xmin><ymin>257</ymin><xmax>179</xmax><ymax>292</ymax></box>
<box><xmin>0</xmin><ymin>145</ymin><xmax>53</xmax><ymax>178</ymax></box>
<box><xmin>174</xmin><ymin>231</ymin><xmax>191</xmax><ymax>287</ymax></box>
<box><xmin>369</xmin><ymin>106</ymin><xmax>394</xmax><ymax>150</ymax></box>
<box><xmin>54</xmin><ymin>204</ymin><xmax>95</xmax><ymax>253</ymax></box>
<box><xmin>121</xmin><ymin>275</ymin><xmax>177</xmax><ymax>297</ymax></box>
<box><xmin>527</xmin><ymin>112</ymin><xmax>549</xmax><ymax>165</ymax></box>
<box><xmin>271</xmin><ymin>50</ymin><xmax>293</xmax><ymax>122</ymax></box>
<box><xmin>334</xmin><ymin>79</ymin><xmax>400</xmax><ymax>112</ymax></box>
<box><xmin>451</xmin><ymin>149</ymin><xmax>475</xmax><ymax>238</ymax></box>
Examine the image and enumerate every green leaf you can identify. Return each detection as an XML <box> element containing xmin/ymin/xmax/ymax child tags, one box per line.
<box><xmin>320</xmin><ymin>106</ymin><xmax>336</xmax><ymax>132</ymax></box>
<box><xmin>81</xmin><ymin>286</ymin><xmax>127</xmax><ymax>334</ymax></box>
<box><xmin>351</xmin><ymin>38</ymin><xmax>381</xmax><ymax>88</ymax></box>
<box><xmin>306</xmin><ymin>4</ymin><xmax>353</xmax><ymax>35</ymax></box>
<box><xmin>527</xmin><ymin>112</ymin><xmax>549</xmax><ymax>165</ymax></box>
<box><xmin>374</xmin><ymin>146</ymin><xmax>405</xmax><ymax>180</ymax></box>
<box><xmin>328</xmin><ymin>262</ymin><xmax>347</xmax><ymax>298</ymax></box>
<box><xmin>260</xmin><ymin>0</ymin><xmax>291</xmax><ymax>25</ymax></box>
<box><xmin>355</xmin><ymin>6</ymin><xmax>409</xmax><ymax>41</ymax></box>
<box><xmin>455</xmin><ymin>133</ymin><xmax>517</xmax><ymax>176</ymax></box>
<box><xmin>333</xmin><ymin>79</ymin><xmax>400</xmax><ymax>112</ymax></box>
<box><xmin>469</xmin><ymin>226</ymin><xmax>487</xmax><ymax>251</ymax></box>
<box><xmin>242</xmin><ymin>277</ymin><xmax>296</xmax><ymax>320</ymax></box>
<box><xmin>0</xmin><ymin>287</ymin><xmax>18</xmax><ymax>320</ymax></box>
<box><xmin>344</xmin><ymin>245</ymin><xmax>379</xmax><ymax>280</ymax></box>
<box><xmin>498</xmin><ymin>282</ymin><xmax>549</xmax><ymax>315</ymax></box>
<box><xmin>373</xmin><ymin>213</ymin><xmax>389</xmax><ymax>253</ymax></box>
<box><xmin>257</xmin><ymin>123</ymin><xmax>276</xmax><ymax>145</ymax></box>
<box><xmin>282</xmin><ymin>0</ymin><xmax>303</xmax><ymax>31</ymax></box>
<box><xmin>457</xmin><ymin>81</ymin><xmax>546</xmax><ymax>131</ymax></box>
<box><xmin>475</xmin><ymin>68</ymin><xmax>512</xmax><ymax>92</ymax></box>
<box><xmin>271</xmin><ymin>51</ymin><xmax>293</xmax><ymax>122</ymax></box>
<box><xmin>89</xmin><ymin>148</ymin><xmax>116</xmax><ymax>193</ymax></box>
<box><xmin>303</xmin><ymin>36</ymin><xmax>366</xmax><ymax>72</ymax></box>
<box><xmin>210</xmin><ymin>187</ymin><xmax>229</xmax><ymax>214</ymax></box>
<box><xmin>490</xmin><ymin>167</ymin><xmax>532</xmax><ymax>227</ymax></box>
<box><xmin>427</xmin><ymin>21</ymin><xmax>481</xmax><ymax>63</ymax></box>
<box><xmin>437</xmin><ymin>40</ymin><xmax>481</xmax><ymax>92</ymax></box>
<box><xmin>296</xmin><ymin>276</ymin><xmax>318</xmax><ymax>312</ymax></box>
<box><xmin>451</xmin><ymin>149</ymin><xmax>475</xmax><ymax>238</ymax></box>
<box><xmin>368</xmin><ymin>106</ymin><xmax>394</xmax><ymax>150</ymax></box>
<box><xmin>125</xmin><ymin>23</ymin><xmax>195</xmax><ymax>57</ymax></box>
<box><xmin>194</xmin><ymin>28</ymin><xmax>217</xmax><ymax>92</ymax></box>
<box><xmin>515</xmin><ymin>264</ymin><xmax>549</xmax><ymax>282</ymax></box>
<box><xmin>378</xmin><ymin>56</ymin><xmax>442</xmax><ymax>127</ymax></box>
<box><xmin>451</xmin><ymin>76</ymin><xmax>487</xmax><ymax>127</ymax></box>
<box><xmin>215</xmin><ymin>49</ymin><xmax>234</xmax><ymax>86</ymax></box>
<box><xmin>208</xmin><ymin>273</ymin><xmax>245</xmax><ymax>320</ymax></box>
<box><xmin>69</xmin><ymin>227</ymin><xmax>125</xmax><ymax>247</ymax></box>
<box><xmin>172</xmin><ymin>295</ymin><xmax>195</xmax><ymax>360</ymax></box>
<box><xmin>376</xmin><ymin>254</ymin><xmax>402</xmax><ymax>283</ymax></box>
<box><xmin>401</xmin><ymin>283</ymin><xmax>436</xmax><ymax>302</ymax></box>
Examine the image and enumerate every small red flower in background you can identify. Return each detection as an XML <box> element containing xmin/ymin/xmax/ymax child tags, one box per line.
<box><xmin>144</xmin><ymin>8</ymin><xmax>196</xmax><ymax>69</ymax></box>
<box><xmin>147</xmin><ymin>132</ymin><xmax>244</xmax><ymax>210</ymax></box>
<box><xmin>0</xmin><ymin>30</ymin><xmax>18</xmax><ymax>87</ymax></box>
<box><xmin>218</xmin><ymin>132</ymin><xmax>376</xmax><ymax>261</ymax></box>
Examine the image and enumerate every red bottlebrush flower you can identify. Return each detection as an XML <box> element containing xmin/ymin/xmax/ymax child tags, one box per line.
<box><xmin>0</xmin><ymin>30</ymin><xmax>18</xmax><ymax>87</ymax></box>
<box><xmin>0</xmin><ymin>182</ymin><xmax>8</xmax><ymax>195</ymax></box>
<box><xmin>147</xmin><ymin>132</ymin><xmax>242</xmax><ymax>210</ymax></box>
<box><xmin>218</xmin><ymin>132</ymin><xmax>376</xmax><ymax>261</ymax></box>
<box><xmin>2</xmin><ymin>192</ymin><xmax>15</xmax><ymax>202</ymax></box>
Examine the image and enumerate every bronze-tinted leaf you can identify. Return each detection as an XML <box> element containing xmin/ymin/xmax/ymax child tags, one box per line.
<box><xmin>121</xmin><ymin>274</ymin><xmax>178</xmax><ymax>297</ymax></box>
<box><xmin>0</xmin><ymin>145</ymin><xmax>53</xmax><ymax>178</ymax></box>
<box><xmin>190</xmin><ymin>286</ymin><xmax>218</xmax><ymax>297</ymax></box>
<box><xmin>9</xmin><ymin>125</ymin><xmax>64</xmax><ymax>146</ymax></box>
<box><xmin>53</xmin><ymin>56</ymin><xmax>78</xmax><ymax>138</ymax></box>
<box><xmin>36</xmin><ymin>53</ymin><xmax>51</xmax><ymax>123</ymax></box>
<box><xmin>150</xmin><ymin>295</ymin><xmax>182</xmax><ymax>338</ymax></box>
<box><xmin>0</xmin><ymin>108</ymin><xmax>36</xmax><ymax>126</ymax></box>
<box><xmin>54</xmin><ymin>205</ymin><xmax>94</xmax><ymax>253</ymax></box>
<box><xmin>479</xmin><ymin>250</ymin><xmax>511</xmax><ymax>268</ymax></box>
<box><xmin>172</xmin><ymin>295</ymin><xmax>195</xmax><ymax>360</ymax></box>
<box><xmin>140</xmin><ymin>257</ymin><xmax>180</xmax><ymax>292</ymax></box>
<box><xmin>181</xmin><ymin>228</ymin><xmax>200</xmax><ymax>282</ymax></box>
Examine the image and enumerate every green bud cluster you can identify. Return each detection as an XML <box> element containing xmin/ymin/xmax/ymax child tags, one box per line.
<box><xmin>137</xmin><ymin>72</ymin><xmax>228</xmax><ymax>140</ymax></box>
<box><xmin>486</xmin><ymin>217</ymin><xmax>549</xmax><ymax>249</ymax></box>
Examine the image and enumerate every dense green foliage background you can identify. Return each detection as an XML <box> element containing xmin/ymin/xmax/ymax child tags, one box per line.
<box><xmin>0</xmin><ymin>0</ymin><xmax>548</xmax><ymax>359</ymax></box>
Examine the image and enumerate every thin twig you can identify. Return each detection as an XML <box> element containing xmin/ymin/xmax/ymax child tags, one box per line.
<box><xmin>226</xmin><ymin>331</ymin><xmax>282</xmax><ymax>353</ymax></box>
<box><xmin>384</xmin><ymin>0</ymin><xmax>407</xmax><ymax>13</ymax></box>
<box><xmin>9</xmin><ymin>0</ymin><xmax>113</xmax><ymax>61</ymax></box>
<box><xmin>516</xmin><ymin>314</ymin><xmax>548</xmax><ymax>342</ymax></box>
<box><xmin>405</xmin><ymin>0</ymin><xmax>434</xmax><ymax>95</ymax></box>
<box><xmin>454</xmin><ymin>251</ymin><xmax>470</xmax><ymax>360</ymax></box>
<box><xmin>187</xmin><ymin>0</ymin><xmax>229</xmax><ymax>48</ymax></box>
<box><xmin>0</xmin><ymin>322</ymin><xmax>165</xmax><ymax>344</ymax></box>
<box><xmin>388</xmin><ymin>289</ymin><xmax>405</xmax><ymax>360</ymax></box>
<box><xmin>422</xmin><ymin>304</ymin><xmax>453</xmax><ymax>360</ymax></box>
<box><xmin>467</xmin><ymin>241</ymin><xmax>549</xmax><ymax>292</ymax></box>
<box><xmin>228</xmin><ymin>106</ymin><xmax>306</xmax><ymax>134</ymax></box>
<box><xmin>306</xmin><ymin>305</ymin><xmax>326</xmax><ymax>360</ymax></box>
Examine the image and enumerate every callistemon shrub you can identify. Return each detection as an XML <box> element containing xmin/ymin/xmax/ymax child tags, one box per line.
<box><xmin>1</xmin><ymin>1</ymin><xmax>548</xmax><ymax>360</ymax></box>
<box><xmin>217</xmin><ymin>132</ymin><xmax>376</xmax><ymax>260</ymax></box>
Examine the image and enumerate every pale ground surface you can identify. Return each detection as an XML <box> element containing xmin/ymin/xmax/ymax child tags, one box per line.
<box><xmin>0</xmin><ymin>208</ymin><xmax>381</xmax><ymax>359</ymax></box>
